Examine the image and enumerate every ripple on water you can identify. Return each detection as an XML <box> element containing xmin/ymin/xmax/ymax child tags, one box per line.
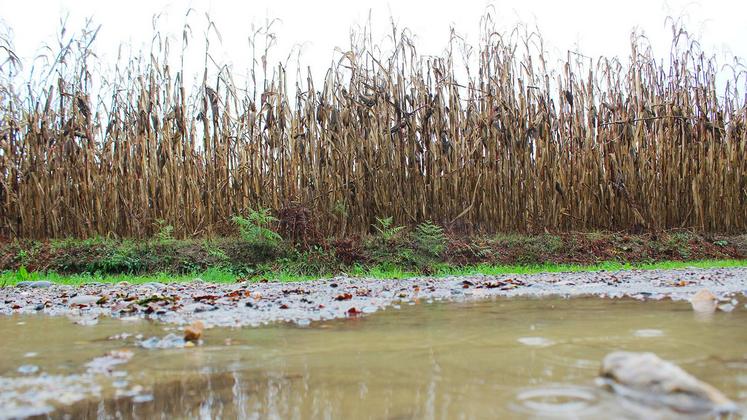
<box><xmin>633</xmin><ymin>329</ymin><xmax>664</xmax><ymax>338</ymax></box>
<box><xmin>512</xmin><ymin>385</ymin><xmax>599</xmax><ymax>416</ymax></box>
<box><xmin>0</xmin><ymin>374</ymin><xmax>103</xmax><ymax>419</ymax></box>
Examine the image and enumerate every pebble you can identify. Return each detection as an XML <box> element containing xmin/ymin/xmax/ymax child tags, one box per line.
<box><xmin>138</xmin><ymin>334</ymin><xmax>185</xmax><ymax>349</ymax></box>
<box><xmin>17</xmin><ymin>365</ymin><xmax>39</xmax><ymax>374</ymax></box>
<box><xmin>138</xmin><ymin>282</ymin><xmax>166</xmax><ymax>291</ymax></box>
<box><xmin>689</xmin><ymin>289</ymin><xmax>718</xmax><ymax>313</ymax></box>
<box><xmin>184</xmin><ymin>320</ymin><xmax>205</xmax><ymax>342</ymax></box>
<box><xmin>599</xmin><ymin>351</ymin><xmax>737</xmax><ymax>414</ymax></box>
<box><xmin>16</xmin><ymin>281</ymin><xmax>53</xmax><ymax>288</ymax></box>
<box><xmin>72</xmin><ymin>316</ymin><xmax>99</xmax><ymax>326</ymax></box>
<box><xmin>717</xmin><ymin>303</ymin><xmax>735</xmax><ymax>312</ymax></box>
<box><xmin>182</xmin><ymin>303</ymin><xmax>214</xmax><ymax>313</ymax></box>
<box><xmin>1</xmin><ymin>267</ymin><xmax>746</xmax><ymax>329</ymax></box>
<box><xmin>69</xmin><ymin>295</ymin><xmax>100</xmax><ymax>306</ymax></box>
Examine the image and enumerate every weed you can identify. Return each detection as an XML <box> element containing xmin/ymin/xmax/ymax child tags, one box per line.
<box><xmin>656</xmin><ymin>232</ymin><xmax>694</xmax><ymax>260</ymax></box>
<box><xmin>203</xmin><ymin>240</ymin><xmax>230</xmax><ymax>268</ymax></box>
<box><xmin>279</xmin><ymin>246</ymin><xmax>340</xmax><ymax>276</ymax></box>
<box><xmin>16</xmin><ymin>266</ymin><xmax>30</xmax><ymax>282</ymax></box>
<box><xmin>154</xmin><ymin>219</ymin><xmax>175</xmax><ymax>243</ymax></box>
<box><xmin>373</xmin><ymin>217</ymin><xmax>405</xmax><ymax>242</ymax></box>
<box><xmin>233</xmin><ymin>208</ymin><xmax>282</xmax><ymax>247</ymax></box>
<box><xmin>100</xmin><ymin>241</ymin><xmax>144</xmax><ymax>273</ymax></box>
<box><xmin>493</xmin><ymin>233</ymin><xmax>563</xmax><ymax>263</ymax></box>
<box><xmin>414</xmin><ymin>221</ymin><xmax>447</xmax><ymax>257</ymax></box>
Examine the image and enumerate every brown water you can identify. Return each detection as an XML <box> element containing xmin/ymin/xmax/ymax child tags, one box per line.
<box><xmin>1</xmin><ymin>297</ymin><xmax>745</xmax><ymax>419</ymax></box>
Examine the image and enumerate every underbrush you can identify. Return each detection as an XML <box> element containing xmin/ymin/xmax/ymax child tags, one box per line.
<box><xmin>0</xmin><ymin>230</ymin><xmax>743</xmax><ymax>282</ymax></box>
<box><xmin>2</xmin><ymin>259</ymin><xmax>747</xmax><ymax>286</ymax></box>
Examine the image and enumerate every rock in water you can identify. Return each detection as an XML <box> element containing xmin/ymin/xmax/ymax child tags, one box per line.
<box><xmin>184</xmin><ymin>320</ymin><xmax>205</xmax><ymax>342</ymax></box>
<box><xmin>689</xmin><ymin>289</ymin><xmax>717</xmax><ymax>313</ymax></box>
<box><xmin>137</xmin><ymin>334</ymin><xmax>185</xmax><ymax>349</ymax></box>
<box><xmin>69</xmin><ymin>295</ymin><xmax>100</xmax><ymax>307</ymax></box>
<box><xmin>599</xmin><ymin>351</ymin><xmax>736</xmax><ymax>414</ymax></box>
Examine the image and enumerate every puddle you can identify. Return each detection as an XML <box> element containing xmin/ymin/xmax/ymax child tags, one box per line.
<box><xmin>0</xmin><ymin>297</ymin><xmax>744</xmax><ymax>418</ymax></box>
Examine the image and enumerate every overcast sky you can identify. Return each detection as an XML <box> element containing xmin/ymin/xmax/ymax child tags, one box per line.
<box><xmin>1</xmin><ymin>0</ymin><xmax>745</xmax><ymax>89</ymax></box>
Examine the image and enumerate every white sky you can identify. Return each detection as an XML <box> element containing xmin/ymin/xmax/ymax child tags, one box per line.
<box><xmin>1</xmin><ymin>0</ymin><xmax>745</xmax><ymax>90</ymax></box>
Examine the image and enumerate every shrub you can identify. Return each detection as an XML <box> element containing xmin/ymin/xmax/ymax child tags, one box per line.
<box><xmin>277</xmin><ymin>202</ymin><xmax>321</xmax><ymax>249</ymax></box>
<box><xmin>280</xmin><ymin>246</ymin><xmax>340</xmax><ymax>276</ymax></box>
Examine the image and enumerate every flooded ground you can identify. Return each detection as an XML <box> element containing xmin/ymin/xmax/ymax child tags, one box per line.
<box><xmin>1</xmin><ymin>296</ymin><xmax>745</xmax><ymax>419</ymax></box>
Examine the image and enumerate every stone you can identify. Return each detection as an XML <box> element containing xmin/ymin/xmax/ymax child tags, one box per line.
<box><xmin>182</xmin><ymin>303</ymin><xmax>214</xmax><ymax>313</ymax></box>
<box><xmin>17</xmin><ymin>364</ymin><xmax>39</xmax><ymax>374</ymax></box>
<box><xmin>599</xmin><ymin>351</ymin><xmax>736</xmax><ymax>414</ymax></box>
<box><xmin>184</xmin><ymin>320</ymin><xmax>205</xmax><ymax>342</ymax></box>
<box><xmin>138</xmin><ymin>282</ymin><xmax>166</xmax><ymax>292</ymax></box>
<box><xmin>68</xmin><ymin>295</ymin><xmax>100</xmax><ymax>307</ymax></box>
<box><xmin>16</xmin><ymin>280</ymin><xmax>53</xmax><ymax>288</ymax></box>
<box><xmin>137</xmin><ymin>334</ymin><xmax>185</xmax><ymax>349</ymax></box>
<box><xmin>85</xmin><ymin>350</ymin><xmax>133</xmax><ymax>373</ymax></box>
<box><xmin>716</xmin><ymin>303</ymin><xmax>735</xmax><ymax>312</ymax></box>
<box><xmin>689</xmin><ymin>289</ymin><xmax>717</xmax><ymax>313</ymax></box>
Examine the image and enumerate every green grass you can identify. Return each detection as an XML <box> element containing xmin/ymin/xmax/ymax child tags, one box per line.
<box><xmin>432</xmin><ymin>259</ymin><xmax>747</xmax><ymax>276</ymax></box>
<box><xmin>1</xmin><ymin>259</ymin><xmax>745</xmax><ymax>286</ymax></box>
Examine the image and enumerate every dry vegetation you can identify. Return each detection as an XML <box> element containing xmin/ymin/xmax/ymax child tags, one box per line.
<box><xmin>0</xmin><ymin>13</ymin><xmax>745</xmax><ymax>239</ymax></box>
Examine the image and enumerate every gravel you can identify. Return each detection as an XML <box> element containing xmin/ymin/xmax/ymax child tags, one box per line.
<box><xmin>1</xmin><ymin>267</ymin><xmax>746</xmax><ymax>328</ymax></box>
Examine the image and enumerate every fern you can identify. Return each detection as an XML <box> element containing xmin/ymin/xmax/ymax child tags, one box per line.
<box><xmin>153</xmin><ymin>219</ymin><xmax>175</xmax><ymax>243</ymax></box>
<box><xmin>414</xmin><ymin>221</ymin><xmax>446</xmax><ymax>257</ymax></box>
<box><xmin>374</xmin><ymin>216</ymin><xmax>405</xmax><ymax>241</ymax></box>
<box><xmin>233</xmin><ymin>208</ymin><xmax>282</xmax><ymax>246</ymax></box>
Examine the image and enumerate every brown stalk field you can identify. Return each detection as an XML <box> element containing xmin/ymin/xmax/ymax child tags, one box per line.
<box><xmin>0</xmin><ymin>14</ymin><xmax>745</xmax><ymax>240</ymax></box>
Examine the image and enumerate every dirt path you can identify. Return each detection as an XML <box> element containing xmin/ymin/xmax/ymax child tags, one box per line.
<box><xmin>1</xmin><ymin>267</ymin><xmax>745</xmax><ymax>327</ymax></box>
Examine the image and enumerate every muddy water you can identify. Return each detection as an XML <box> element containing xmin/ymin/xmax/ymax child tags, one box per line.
<box><xmin>1</xmin><ymin>297</ymin><xmax>745</xmax><ymax>419</ymax></box>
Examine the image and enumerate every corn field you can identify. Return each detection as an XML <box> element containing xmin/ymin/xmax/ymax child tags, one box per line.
<box><xmin>0</xmin><ymin>15</ymin><xmax>745</xmax><ymax>239</ymax></box>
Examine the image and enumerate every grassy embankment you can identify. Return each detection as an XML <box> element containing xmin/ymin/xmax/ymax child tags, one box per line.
<box><xmin>1</xmin><ymin>229</ymin><xmax>744</xmax><ymax>285</ymax></box>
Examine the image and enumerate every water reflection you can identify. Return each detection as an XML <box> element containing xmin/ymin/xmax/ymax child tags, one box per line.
<box><xmin>0</xmin><ymin>298</ymin><xmax>743</xmax><ymax>419</ymax></box>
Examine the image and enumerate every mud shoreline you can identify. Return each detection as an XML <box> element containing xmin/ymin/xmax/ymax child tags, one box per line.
<box><xmin>2</xmin><ymin>267</ymin><xmax>746</xmax><ymax>328</ymax></box>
